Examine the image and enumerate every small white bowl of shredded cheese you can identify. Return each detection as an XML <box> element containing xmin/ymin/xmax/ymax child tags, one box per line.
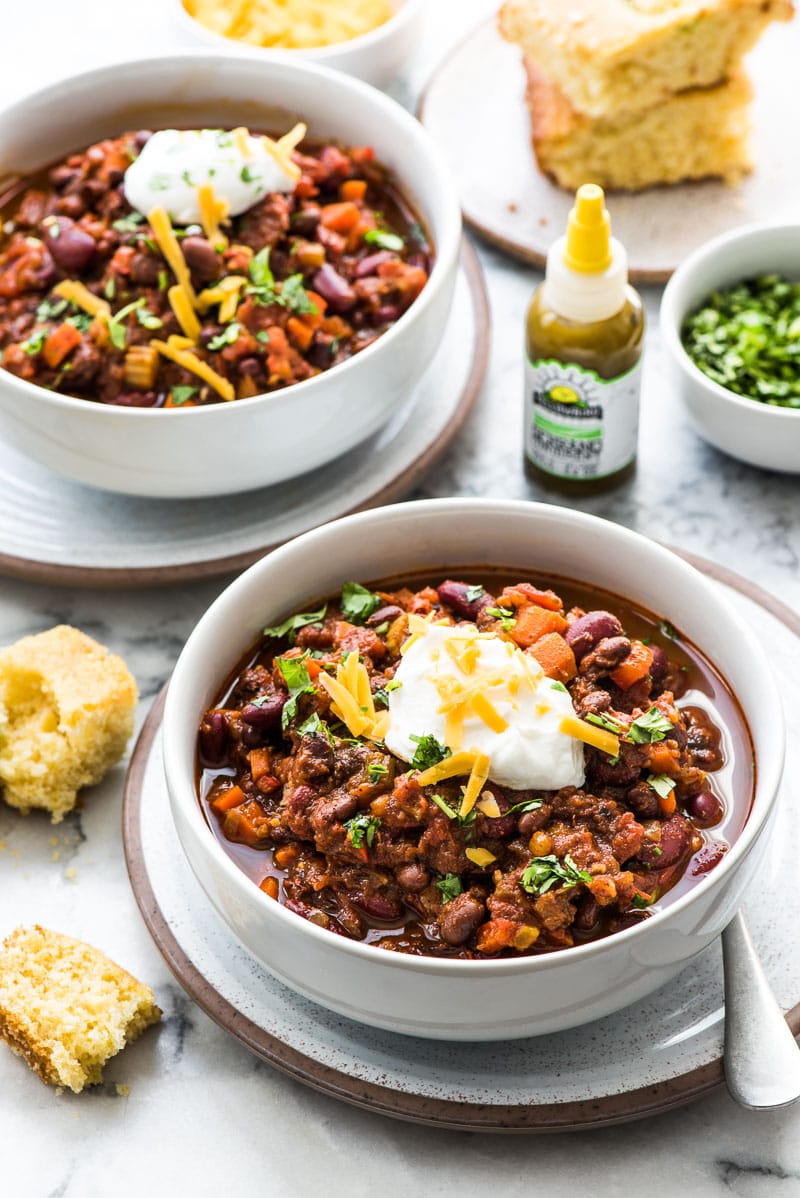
<box><xmin>172</xmin><ymin>0</ymin><xmax>426</xmax><ymax>89</ymax></box>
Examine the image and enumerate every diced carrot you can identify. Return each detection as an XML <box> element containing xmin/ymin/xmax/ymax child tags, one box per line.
<box><xmin>42</xmin><ymin>321</ymin><xmax>82</xmax><ymax>369</ymax></box>
<box><xmin>347</xmin><ymin>219</ymin><xmax>373</xmax><ymax>253</ymax></box>
<box><xmin>212</xmin><ymin>784</ymin><xmax>246</xmax><ymax>812</ymax></box>
<box><xmin>350</xmin><ymin>146</ymin><xmax>375</xmax><ymax>166</ymax></box>
<box><xmin>305</xmin><ymin>290</ymin><xmax>328</xmax><ymax>317</ymax></box>
<box><xmin>516</xmin><ymin>584</ymin><xmax>564</xmax><ymax>611</ymax></box>
<box><xmin>248</xmin><ymin>748</ymin><xmax>272</xmax><ymax>782</ymax></box>
<box><xmin>476</xmin><ymin>918</ymin><xmax>518</xmax><ymax>954</ymax></box>
<box><xmin>528</xmin><ymin>633</ymin><xmax>577</xmax><ymax>683</ymax></box>
<box><xmin>370</xmin><ymin>795</ymin><xmax>390</xmax><ymax>817</ymax></box>
<box><xmin>163</xmin><ymin>393</ymin><xmax>196</xmax><ymax>408</ymax></box>
<box><xmin>306</xmin><ymin>658</ymin><xmax>323</xmax><ymax>680</ymax></box>
<box><xmin>274</xmin><ymin>844</ymin><xmax>300</xmax><ymax>869</ymax></box>
<box><xmin>644</xmin><ymin>742</ymin><xmax>680</xmax><ymax>776</ymax></box>
<box><xmin>658</xmin><ymin>791</ymin><xmax>677</xmax><ymax>817</ymax></box>
<box><xmin>223</xmin><ymin>803</ymin><xmax>268</xmax><ymax>846</ymax></box>
<box><xmin>511</xmin><ymin>604</ymin><xmax>568</xmax><ymax>649</ymax></box>
<box><xmin>610</xmin><ymin>641</ymin><xmax>654</xmax><ymax>690</ymax></box>
<box><xmin>287</xmin><ymin>316</ymin><xmax>315</xmax><ymax>352</ymax></box>
<box><xmin>340</xmin><ymin>179</ymin><xmax>367</xmax><ymax>202</ymax></box>
<box><xmin>260</xmin><ymin>876</ymin><xmax>279</xmax><ymax>899</ymax></box>
<box><xmin>319</xmin><ymin>201</ymin><xmax>362</xmax><ymax>234</ymax></box>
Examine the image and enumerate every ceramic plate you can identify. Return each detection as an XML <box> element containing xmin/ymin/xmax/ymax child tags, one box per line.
<box><xmin>0</xmin><ymin>241</ymin><xmax>487</xmax><ymax>588</ymax></box>
<box><xmin>123</xmin><ymin>557</ymin><xmax>800</xmax><ymax>1131</ymax></box>
<box><xmin>418</xmin><ymin>21</ymin><xmax>800</xmax><ymax>282</ymax></box>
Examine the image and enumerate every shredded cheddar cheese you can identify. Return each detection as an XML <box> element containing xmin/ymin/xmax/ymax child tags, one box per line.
<box><xmin>147</xmin><ymin>206</ymin><xmax>198</xmax><ymax>310</ymax></box>
<box><xmin>52</xmin><ymin>281</ymin><xmax>110</xmax><ymax>319</ymax></box>
<box><xmin>559</xmin><ymin>714</ymin><xmax>620</xmax><ymax>757</ymax></box>
<box><xmin>197</xmin><ymin>182</ymin><xmax>229</xmax><ymax>250</ymax></box>
<box><xmin>476</xmin><ymin>793</ymin><xmax>502</xmax><ymax>819</ymax></box>
<box><xmin>459</xmin><ymin>751</ymin><xmax>491</xmax><ymax>817</ymax></box>
<box><xmin>469</xmin><ymin>692</ymin><xmax>508</xmax><ymax>735</ymax></box>
<box><xmin>465</xmin><ymin>847</ymin><xmax>496</xmax><ymax>868</ymax></box>
<box><xmin>317</xmin><ymin>654</ymin><xmax>385</xmax><ymax>742</ymax></box>
<box><xmin>150</xmin><ymin>336</ymin><xmax>235</xmax><ymax>401</ymax></box>
<box><xmin>168</xmin><ymin>285</ymin><xmax>202</xmax><ymax>342</ymax></box>
<box><xmin>232</xmin><ymin>127</ymin><xmax>252</xmax><ymax>158</ymax></box>
<box><xmin>416</xmin><ymin>750</ymin><xmax>480</xmax><ymax>788</ymax></box>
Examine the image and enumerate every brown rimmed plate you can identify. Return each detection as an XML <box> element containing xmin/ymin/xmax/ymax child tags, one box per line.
<box><xmin>122</xmin><ymin>556</ymin><xmax>800</xmax><ymax>1131</ymax></box>
<box><xmin>0</xmin><ymin>239</ymin><xmax>488</xmax><ymax>589</ymax></box>
<box><xmin>418</xmin><ymin>20</ymin><xmax>800</xmax><ymax>283</ymax></box>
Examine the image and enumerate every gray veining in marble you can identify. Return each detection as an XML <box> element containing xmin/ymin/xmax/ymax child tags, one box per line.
<box><xmin>0</xmin><ymin>1</ymin><xmax>799</xmax><ymax>1196</ymax></box>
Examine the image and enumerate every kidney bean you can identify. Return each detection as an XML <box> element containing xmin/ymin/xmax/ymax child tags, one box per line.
<box><xmin>321</xmin><ymin>791</ymin><xmax>358</xmax><ymax>824</ymax></box>
<box><xmin>575</xmin><ymin>894</ymin><xmax>600</xmax><ymax>932</ymax></box>
<box><xmin>565</xmin><ymin>611</ymin><xmax>624</xmax><ymax>662</ymax></box>
<box><xmin>241</xmin><ymin>693</ymin><xmax>286</xmax><ymax>729</ymax></box>
<box><xmin>355</xmin><ymin>892</ymin><xmax>403</xmax><ymax>922</ymax></box>
<box><xmin>438</xmin><ymin>893</ymin><xmax>485</xmax><ymax>946</ymax></box>
<box><xmin>45</xmin><ymin>217</ymin><xmax>96</xmax><ymax>274</ymax></box>
<box><xmin>181</xmin><ymin>236</ymin><xmax>221</xmax><ymax>282</ymax></box>
<box><xmin>49</xmin><ymin>166</ymin><xmax>80</xmax><ymax>190</ymax></box>
<box><xmin>518</xmin><ymin>807</ymin><xmax>548</xmax><ymax>838</ymax></box>
<box><xmin>312</xmin><ymin>263</ymin><xmax>356</xmax><ymax>312</ymax></box>
<box><xmin>133</xmin><ymin>130</ymin><xmax>153</xmax><ymax>150</ymax></box>
<box><xmin>686</xmin><ymin>790</ymin><xmax>723</xmax><ymax>827</ymax></box>
<box><xmin>198</xmin><ymin>711</ymin><xmax>228</xmax><ymax>765</ymax></box>
<box><xmin>376</xmin><ymin>304</ymin><xmax>401</xmax><ymax>323</ymax></box>
<box><xmin>240</xmin><ymin>724</ymin><xmax>266</xmax><ymax>749</ymax></box>
<box><xmin>396</xmin><ymin>863</ymin><xmax>431</xmax><ymax>893</ymax></box>
<box><xmin>129</xmin><ymin>251</ymin><xmax>161</xmax><ymax>286</ymax></box>
<box><xmin>637</xmin><ymin>814</ymin><xmax>693</xmax><ymax>869</ymax></box>
<box><xmin>367</xmin><ymin>604</ymin><xmax>403</xmax><ymax>627</ymax></box>
<box><xmin>55</xmin><ymin>194</ymin><xmax>87</xmax><ymax>219</ymax></box>
<box><xmin>579</xmin><ymin>636</ymin><xmax>631</xmax><ymax>677</ymax></box>
<box><xmin>354</xmin><ymin>250</ymin><xmax>393</xmax><ymax>278</ymax></box>
<box><xmin>649</xmin><ymin>645</ymin><xmax>668</xmax><ymax>685</ymax></box>
<box><xmin>436</xmin><ymin>579</ymin><xmax>491</xmax><ymax>620</ymax></box>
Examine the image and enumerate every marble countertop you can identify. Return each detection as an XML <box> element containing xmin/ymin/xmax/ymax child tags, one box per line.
<box><xmin>1</xmin><ymin>2</ymin><xmax>799</xmax><ymax>1195</ymax></box>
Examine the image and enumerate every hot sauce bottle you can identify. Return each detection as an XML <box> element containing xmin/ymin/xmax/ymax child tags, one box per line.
<box><xmin>524</xmin><ymin>184</ymin><xmax>644</xmax><ymax>493</ymax></box>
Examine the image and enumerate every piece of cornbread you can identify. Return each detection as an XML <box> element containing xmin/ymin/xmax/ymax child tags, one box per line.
<box><xmin>524</xmin><ymin>58</ymin><xmax>754</xmax><ymax>191</ymax></box>
<box><xmin>499</xmin><ymin>0</ymin><xmax>793</xmax><ymax>118</ymax></box>
<box><xmin>0</xmin><ymin>925</ymin><xmax>161</xmax><ymax>1093</ymax></box>
<box><xmin>0</xmin><ymin>625</ymin><xmax>137</xmax><ymax>822</ymax></box>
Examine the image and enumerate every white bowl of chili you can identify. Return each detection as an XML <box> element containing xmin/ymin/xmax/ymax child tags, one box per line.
<box><xmin>0</xmin><ymin>53</ymin><xmax>460</xmax><ymax>497</ymax></box>
<box><xmin>660</xmin><ymin>222</ymin><xmax>800</xmax><ymax>474</ymax></box>
<box><xmin>172</xmin><ymin>0</ymin><xmax>426</xmax><ymax>91</ymax></box>
<box><xmin>162</xmin><ymin>498</ymin><xmax>785</xmax><ymax>1040</ymax></box>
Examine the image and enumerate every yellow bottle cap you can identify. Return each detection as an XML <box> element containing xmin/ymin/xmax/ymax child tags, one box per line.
<box><xmin>563</xmin><ymin>183</ymin><xmax>612</xmax><ymax>275</ymax></box>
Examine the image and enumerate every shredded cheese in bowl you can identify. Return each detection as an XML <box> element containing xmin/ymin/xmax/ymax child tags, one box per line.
<box><xmin>182</xmin><ymin>0</ymin><xmax>395</xmax><ymax>49</ymax></box>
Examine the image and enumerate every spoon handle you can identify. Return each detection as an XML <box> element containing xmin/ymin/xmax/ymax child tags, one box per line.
<box><xmin>722</xmin><ymin>910</ymin><xmax>800</xmax><ymax>1110</ymax></box>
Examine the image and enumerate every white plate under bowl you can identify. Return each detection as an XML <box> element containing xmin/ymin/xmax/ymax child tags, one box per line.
<box><xmin>123</xmin><ymin>558</ymin><xmax>800</xmax><ymax>1131</ymax></box>
<box><xmin>0</xmin><ymin>242</ymin><xmax>487</xmax><ymax>588</ymax></box>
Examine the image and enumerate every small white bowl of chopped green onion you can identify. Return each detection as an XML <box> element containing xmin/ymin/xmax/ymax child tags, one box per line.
<box><xmin>661</xmin><ymin>223</ymin><xmax>800</xmax><ymax>473</ymax></box>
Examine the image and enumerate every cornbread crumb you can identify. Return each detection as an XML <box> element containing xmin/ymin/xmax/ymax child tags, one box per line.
<box><xmin>524</xmin><ymin>60</ymin><xmax>753</xmax><ymax>190</ymax></box>
<box><xmin>0</xmin><ymin>626</ymin><xmax>137</xmax><ymax>823</ymax></box>
<box><xmin>115</xmin><ymin>1083</ymin><xmax>130</xmax><ymax>1097</ymax></box>
<box><xmin>0</xmin><ymin>926</ymin><xmax>160</xmax><ymax>1093</ymax></box>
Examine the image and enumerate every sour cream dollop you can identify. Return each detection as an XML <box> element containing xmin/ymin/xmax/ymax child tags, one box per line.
<box><xmin>123</xmin><ymin>128</ymin><xmax>297</xmax><ymax>226</ymax></box>
<box><xmin>384</xmin><ymin>623</ymin><xmax>585</xmax><ymax>792</ymax></box>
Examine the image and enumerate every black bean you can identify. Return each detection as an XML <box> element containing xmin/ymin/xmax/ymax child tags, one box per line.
<box><xmin>565</xmin><ymin>611</ymin><xmax>624</xmax><ymax>662</ymax></box>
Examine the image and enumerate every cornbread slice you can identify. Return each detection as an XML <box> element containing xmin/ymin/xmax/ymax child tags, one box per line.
<box><xmin>524</xmin><ymin>59</ymin><xmax>753</xmax><ymax>191</ymax></box>
<box><xmin>499</xmin><ymin>0</ymin><xmax>793</xmax><ymax>118</ymax></box>
<box><xmin>0</xmin><ymin>925</ymin><xmax>161</xmax><ymax>1093</ymax></box>
<box><xmin>0</xmin><ymin>625</ymin><xmax>137</xmax><ymax>822</ymax></box>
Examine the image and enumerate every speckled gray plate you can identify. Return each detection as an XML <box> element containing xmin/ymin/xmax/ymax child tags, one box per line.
<box><xmin>123</xmin><ymin>560</ymin><xmax>800</xmax><ymax>1131</ymax></box>
<box><xmin>0</xmin><ymin>242</ymin><xmax>487</xmax><ymax>588</ymax></box>
<box><xmin>419</xmin><ymin>20</ymin><xmax>800</xmax><ymax>282</ymax></box>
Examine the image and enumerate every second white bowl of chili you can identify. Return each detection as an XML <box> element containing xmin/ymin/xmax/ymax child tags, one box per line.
<box><xmin>163</xmin><ymin>499</ymin><xmax>785</xmax><ymax>1040</ymax></box>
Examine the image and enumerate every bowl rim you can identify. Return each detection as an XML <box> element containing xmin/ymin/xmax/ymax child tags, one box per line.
<box><xmin>0</xmin><ymin>49</ymin><xmax>460</xmax><ymax>420</ymax></box>
<box><xmin>172</xmin><ymin>0</ymin><xmax>425</xmax><ymax>58</ymax></box>
<box><xmin>163</xmin><ymin>497</ymin><xmax>787</xmax><ymax>977</ymax></box>
<box><xmin>660</xmin><ymin>220</ymin><xmax>800</xmax><ymax>422</ymax></box>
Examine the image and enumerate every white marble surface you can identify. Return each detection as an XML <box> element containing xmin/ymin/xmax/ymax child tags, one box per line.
<box><xmin>1</xmin><ymin>2</ymin><xmax>800</xmax><ymax>1195</ymax></box>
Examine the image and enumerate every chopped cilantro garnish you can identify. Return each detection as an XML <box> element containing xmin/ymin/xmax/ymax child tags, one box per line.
<box><xmin>158</xmin><ymin>269</ymin><xmax>169</xmax><ymax>292</ymax></box>
<box><xmin>340</xmin><ymin>581</ymin><xmax>381</xmax><ymax>624</ymax></box>
<box><xmin>248</xmin><ymin>246</ymin><xmax>276</xmax><ymax>297</ymax></box>
<box><xmin>345</xmin><ymin>813</ymin><xmax>380</xmax><ymax>850</ymax></box>
<box><xmin>363</xmin><ymin>228</ymin><xmax>404</xmax><ymax>253</ymax></box>
<box><xmin>367</xmin><ymin>762</ymin><xmax>389</xmax><ymax>783</ymax></box>
<box><xmin>627</xmin><ymin>707</ymin><xmax>673</xmax><ymax>744</ymax></box>
<box><xmin>659</xmin><ymin>620</ymin><xmax>678</xmax><ymax>641</ymax></box>
<box><xmin>647</xmin><ymin>774</ymin><xmax>676</xmax><ymax>799</ymax></box>
<box><xmin>296</xmin><ymin>712</ymin><xmax>332</xmax><ymax>742</ymax></box>
<box><xmin>436</xmin><ymin>874</ymin><xmax>463</xmax><ymax>904</ymax></box>
<box><xmin>207</xmin><ymin>322</ymin><xmax>242</xmax><ymax>351</ymax></box>
<box><xmin>519</xmin><ymin>853</ymin><xmax>591</xmax><ymax>896</ymax></box>
<box><xmin>430</xmin><ymin>793</ymin><xmax>476</xmax><ymax>829</ymax></box>
<box><xmin>550</xmin><ymin>681</ymin><xmax>569</xmax><ymax>694</ymax></box>
<box><xmin>103</xmin><ymin>278</ymin><xmax>117</xmax><ymax>301</ymax></box>
<box><xmin>256</xmin><ymin>330</ymin><xmax>271</xmax><ymax>344</ymax></box>
<box><xmin>505</xmin><ymin>797</ymin><xmax>544</xmax><ymax>815</ymax></box>
<box><xmin>485</xmin><ymin>606</ymin><xmax>515</xmax><ymax>632</ymax></box>
<box><xmin>35</xmin><ymin>297</ymin><xmax>68</xmax><ymax>322</ymax></box>
<box><xmin>263</xmin><ymin>604</ymin><xmax>327</xmax><ymax>645</ymax></box>
<box><xmin>21</xmin><ymin>329</ymin><xmax>47</xmax><ymax>356</ymax></box>
<box><xmin>112</xmin><ymin>213</ymin><xmax>146</xmax><ymax>234</ymax></box>
<box><xmin>240</xmin><ymin>164</ymin><xmax>261</xmax><ymax>184</ymax></box>
<box><xmin>409</xmin><ymin>733</ymin><xmax>451</xmax><ymax>772</ymax></box>
<box><xmin>632</xmin><ymin>893</ymin><xmax>652</xmax><ymax>910</ymax></box>
<box><xmin>279</xmin><ymin>273</ymin><xmax>318</xmax><ymax>315</ymax></box>
<box><xmin>66</xmin><ymin>313</ymin><xmax>93</xmax><ymax>333</ymax></box>
<box><xmin>136</xmin><ymin>307</ymin><xmax>163</xmax><ymax>331</ymax></box>
<box><xmin>465</xmin><ymin>584</ymin><xmax>485</xmax><ymax>603</ymax></box>
<box><xmin>170</xmin><ymin>385</ymin><xmax>198</xmax><ymax>406</ymax></box>
<box><xmin>149</xmin><ymin>173</ymin><xmax>171</xmax><ymax>192</ymax></box>
<box><xmin>276</xmin><ymin>656</ymin><xmax>315</xmax><ymax>728</ymax></box>
<box><xmin>181</xmin><ymin>169</ymin><xmax>195</xmax><ymax>186</ymax></box>
<box><xmin>586</xmin><ymin>711</ymin><xmax>625</xmax><ymax>735</ymax></box>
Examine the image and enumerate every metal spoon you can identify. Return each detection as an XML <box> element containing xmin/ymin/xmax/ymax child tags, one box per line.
<box><xmin>722</xmin><ymin>910</ymin><xmax>800</xmax><ymax>1109</ymax></box>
